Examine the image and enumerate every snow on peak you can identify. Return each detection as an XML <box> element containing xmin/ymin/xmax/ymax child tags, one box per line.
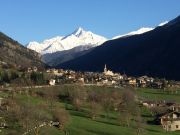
<box><xmin>73</xmin><ymin>27</ymin><xmax>86</xmax><ymax>36</ymax></box>
<box><xmin>112</xmin><ymin>21</ymin><xmax>169</xmax><ymax>40</ymax></box>
<box><xmin>112</xmin><ymin>27</ymin><xmax>153</xmax><ymax>39</ymax></box>
<box><xmin>27</xmin><ymin>27</ymin><xmax>107</xmax><ymax>54</ymax></box>
<box><xmin>158</xmin><ymin>21</ymin><xmax>168</xmax><ymax>26</ymax></box>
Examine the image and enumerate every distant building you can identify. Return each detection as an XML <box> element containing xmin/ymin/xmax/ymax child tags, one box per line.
<box><xmin>46</xmin><ymin>69</ymin><xmax>63</xmax><ymax>76</ymax></box>
<box><xmin>151</xmin><ymin>81</ymin><xmax>163</xmax><ymax>89</ymax></box>
<box><xmin>27</xmin><ymin>66</ymin><xmax>38</xmax><ymax>73</ymax></box>
<box><xmin>33</xmin><ymin>66</ymin><xmax>38</xmax><ymax>72</ymax></box>
<box><xmin>160</xmin><ymin>111</ymin><xmax>180</xmax><ymax>131</ymax></box>
<box><xmin>169</xmin><ymin>104</ymin><xmax>180</xmax><ymax>112</ymax></box>
<box><xmin>78</xmin><ymin>78</ymin><xmax>85</xmax><ymax>84</ymax></box>
<box><xmin>49</xmin><ymin>79</ymin><xmax>56</xmax><ymax>86</ymax></box>
<box><xmin>102</xmin><ymin>79</ymin><xmax>113</xmax><ymax>85</ymax></box>
<box><xmin>104</xmin><ymin>64</ymin><xmax>114</xmax><ymax>76</ymax></box>
<box><xmin>27</xmin><ymin>67</ymin><xmax>32</xmax><ymax>73</ymax></box>
<box><xmin>124</xmin><ymin>77</ymin><xmax>137</xmax><ymax>86</ymax></box>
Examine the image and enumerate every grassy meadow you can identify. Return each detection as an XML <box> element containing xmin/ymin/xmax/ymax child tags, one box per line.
<box><xmin>0</xmin><ymin>85</ymin><xmax>180</xmax><ymax>135</ymax></box>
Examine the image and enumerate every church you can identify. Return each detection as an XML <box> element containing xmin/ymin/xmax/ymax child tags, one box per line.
<box><xmin>104</xmin><ymin>64</ymin><xmax>114</xmax><ymax>76</ymax></box>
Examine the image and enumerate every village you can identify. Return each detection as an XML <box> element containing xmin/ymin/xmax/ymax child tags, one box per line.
<box><xmin>45</xmin><ymin>65</ymin><xmax>180</xmax><ymax>132</ymax></box>
<box><xmin>43</xmin><ymin>65</ymin><xmax>178</xmax><ymax>89</ymax></box>
<box><xmin>0</xmin><ymin>65</ymin><xmax>180</xmax><ymax>133</ymax></box>
<box><xmin>23</xmin><ymin>65</ymin><xmax>180</xmax><ymax>132</ymax></box>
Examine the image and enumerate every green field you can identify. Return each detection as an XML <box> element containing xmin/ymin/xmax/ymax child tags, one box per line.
<box><xmin>136</xmin><ymin>87</ymin><xmax>180</xmax><ymax>103</ymax></box>
<box><xmin>0</xmin><ymin>85</ymin><xmax>180</xmax><ymax>135</ymax></box>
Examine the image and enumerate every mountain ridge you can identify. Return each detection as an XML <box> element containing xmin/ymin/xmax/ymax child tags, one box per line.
<box><xmin>0</xmin><ymin>32</ymin><xmax>46</xmax><ymax>69</ymax></box>
<box><xmin>27</xmin><ymin>27</ymin><xmax>107</xmax><ymax>54</ymax></box>
<box><xmin>57</xmin><ymin>16</ymin><xmax>180</xmax><ymax>80</ymax></box>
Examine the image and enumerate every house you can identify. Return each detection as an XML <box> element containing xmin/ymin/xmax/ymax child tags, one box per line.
<box><xmin>49</xmin><ymin>79</ymin><xmax>56</xmax><ymax>86</ymax></box>
<box><xmin>169</xmin><ymin>104</ymin><xmax>180</xmax><ymax>112</ymax></box>
<box><xmin>27</xmin><ymin>66</ymin><xmax>38</xmax><ymax>73</ymax></box>
<box><xmin>33</xmin><ymin>66</ymin><xmax>38</xmax><ymax>72</ymax></box>
<box><xmin>151</xmin><ymin>81</ymin><xmax>163</xmax><ymax>89</ymax></box>
<box><xmin>112</xmin><ymin>73</ymin><xmax>123</xmax><ymax>80</ymax></box>
<box><xmin>141</xmin><ymin>100</ymin><xmax>169</xmax><ymax>108</ymax></box>
<box><xmin>68</xmin><ymin>75</ymin><xmax>75</xmax><ymax>79</ymax></box>
<box><xmin>27</xmin><ymin>67</ymin><xmax>32</xmax><ymax>73</ymax></box>
<box><xmin>78</xmin><ymin>78</ymin><xmax>85</xmax><ymax>84</ymax></box>
<box><xmin>46</xmin><ymin>69</ymin><xmax>63</xmax><ymax>76</ymax></box>
<box><xmin>136</xmin><ymin>76</ymin><xmax>155</xmax><ymax>88</ymax></box>
<box><xmin>125</xmin><ymin>77</ymin><xmax>137</xmax><ymax>86</ymax></box>
<box><xmin>112</xmin><ymin>80</ymin><xmax>116</xmax><ymax>84</ymax></box>
<box><xmin>142</xmin><ymin>100</ymin><xmax>157</xmax><ymax>108</ymax></box>
<box><xmin>160</xmin><ymin>111</ymin><xmax>180</xmax><ymax>131</ymax></box>
<box><xmin>137</xmin><ymin>77</ymin><xmax>147</xmax><ymax>87</ymax></box>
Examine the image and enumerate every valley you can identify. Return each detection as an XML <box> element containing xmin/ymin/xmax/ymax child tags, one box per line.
<box><xmin>0</xmin><ymin>1</ymin><xmax>180</xmax><ymax>134</ymax></box>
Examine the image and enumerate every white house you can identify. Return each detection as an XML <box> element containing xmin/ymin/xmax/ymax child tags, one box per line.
<box><xmin>161</xmin><ymin>111</ymin><xmax>180</xmax><ymax>131</ymax></box>
<box><xmin>49</xmin><ymin>79</ymin><xmax>56</xmax><ymax>86</ymax></box>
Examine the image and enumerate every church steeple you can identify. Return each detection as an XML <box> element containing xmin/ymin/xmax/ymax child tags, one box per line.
<box><xmin>104</xmin><ymin>64</ymin><xmax>107</xmax><ymax>73</ymax></box>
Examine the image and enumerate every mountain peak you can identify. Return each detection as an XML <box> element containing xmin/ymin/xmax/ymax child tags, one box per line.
<box><xmin>27</xmin><ymin>27</ymin><xmax>107</xmax><ymax>54</ymax></box>
<box><xmin>73</xmin><ymin>27</ymin><xmax>86</xmax><ymax>37</ymax></box>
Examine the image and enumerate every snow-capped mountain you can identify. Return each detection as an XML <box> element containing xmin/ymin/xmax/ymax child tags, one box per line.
<box><xmin>112</xmin><ymin>27</ymin><xmax>154</xmax><ymax>39</ymax></box>
<box><xmin>27</xmin><ymin>27</ymin><xmax>107</xmax><ymax>54</ymax></box>
<box><xmin>27</xmin><ymin>21</ymin><xmax>169</xmax><ymax>67</ymax></box>
<box><xmin>158</xmin><ymin>21</ymin><xmax>168</xmax><ymax>26</ymax></box>
<box><xmin>112</xmin><ymin>21</ymin><xmax>168</xmax><ymax>39</ymax></box>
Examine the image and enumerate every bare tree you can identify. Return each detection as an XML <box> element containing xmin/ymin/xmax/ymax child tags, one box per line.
<box><xmin>88</xmin><ymin>90</ymin><xmax>102</xmax><ymax>120</ymax></box>
<box><xmin>89</xmin><ymin>101</ymin><xmax>101</xmax><ymax>120</ymax></box>
<box><xmin>43</xmin><ymin>87</ymin><xmax>59</xmax><ymax>112</ymax></box>
<box><xmin>135</xmin><ymin>112</ymin><xmax>145</xmax><ymax>135</ymax></box>
<box><xmin>149</xmin><ymin>106</ymin><xmax>167</xmax><ymax>116</ymax></box>
<box><xmin>69</xmin><ymin>85</ymin><xmax>87</xmax><ymax>111</ymax></box>
<box><xmin>118</xmin><ymin>89</ymin><xmax>136</xmax><ymax>127</ymax></box>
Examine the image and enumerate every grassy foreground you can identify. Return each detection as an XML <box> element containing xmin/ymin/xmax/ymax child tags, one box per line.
<box><xmin>0</xmin><ymin>85</ymin><xmax>180</xmax><ymax>135</ymax></box>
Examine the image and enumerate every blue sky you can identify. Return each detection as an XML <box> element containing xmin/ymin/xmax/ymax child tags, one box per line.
<box><xmin>0</xmin><ymin>0</ymin><xmax>180</xmax><ymax>44</ymax></box>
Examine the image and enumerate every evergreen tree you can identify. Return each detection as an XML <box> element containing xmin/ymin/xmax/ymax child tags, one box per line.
<box><xmin>30</xmin><ymin>72</ymin><xmax>45</xmax><ymax>85</ymax></box>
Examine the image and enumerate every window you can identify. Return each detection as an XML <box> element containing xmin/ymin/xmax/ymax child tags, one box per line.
<box><xmin>176</xmin><ymin>125</ymin><xmax>179</xmax><ymax>129</ymax></box>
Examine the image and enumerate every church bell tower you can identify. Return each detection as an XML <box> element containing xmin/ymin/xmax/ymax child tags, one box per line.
<box><xmin>104</xmin><ymin>64</ymin><xmax>107</xmax><ymax>73</ymax></box>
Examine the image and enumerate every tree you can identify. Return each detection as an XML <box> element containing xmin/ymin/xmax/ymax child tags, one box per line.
<box><xmin>18</xmin><ymin>103</ymin><xmax>34</xmax><ymax>133</ymax></box>
<box><xmin>43</xmin><ymin>88</ymin><xmax>59</xmax><ymax>112</ymax></box>
<box><xmin>21</xmin><ymin>104</ymin><xmax>51</xmax><ymax>135</ymax></box>
<box><xmin>89</xmin><ymin>101</ymin><xmax>101</xmax><ymax>120</ymax></box>
<box><xmin>30</xmin><ymin>72</ymin><xmax>45</xmax><ymax>85</ymax></box>
<box><xmin>118</xmin><ymin>89</ymin><xmax>136</xmax><ymax>127</ymax></box>
<box><xmin>9</xmin><ymin>70</ymin><xmax>19</xmax><ymax>81</ymax></box>
<box><xmin>134</xmin><ymin>111</ymin><xmax>145</xmax><ymax>135</ymax></box>
<box><xmin>1</xmin><ymin>71</ymin><xmax>10</xmax><ymax>83</ymax></box>
<box><xmin>111</xmin><ymin>90</ymin><xmax>122</xmax><ymax>111</ymax></box>
<box><xmin>69</xmin><ymin>85</ymin><xmax>87</xmax><ymax>111</ymax></box>
<box><xmin>3</xmin><ymin>98</ymin><xmax>21</xmax><ymax>131</ymax></box>
<box><xmin>149</xmin><ymin>106</ymin><xmax>167</xmax><ymax>117</ymax></box>
<box><xmin>100</xmin><ymin>92</ymin><xmax>112</xmax><ymax>119</ymax></box>
<box><xmin>88</xmin><ymin>90</ymin><xmax>102</xmax><ymax>119</ymax></box>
